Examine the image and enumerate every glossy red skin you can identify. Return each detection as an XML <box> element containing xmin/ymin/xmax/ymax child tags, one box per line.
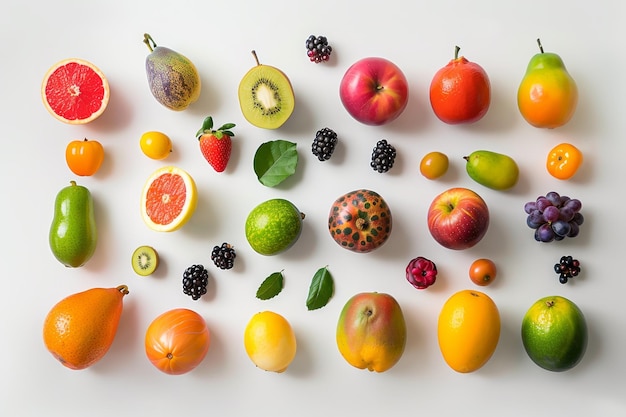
<box><xmin>427</xmin><ymin>187</ymin><xmax>489</xmax><ymax>250</ymax></box>
<box><xmin>429</xmin><ymin>56</ymin><xmax>491</xmax><ymax>124</ymax></box>
<box><xmin>339</xmin><ymin>57</ymin><xmax>409</xmax><ymax>126</ymax></box>
<box><xmin>328</xmin><ymin>189</ymin><xmax>392</xmax><ymax>253</ymax></box>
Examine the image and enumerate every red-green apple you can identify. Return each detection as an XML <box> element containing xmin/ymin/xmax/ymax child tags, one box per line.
<box><xmin>427</xmin><ymin>187</ymin><xmax>489</xmax><ymax>250</ymax></box>
<box><xmin>339</xmin><ymin>57</ymin><xmax>409</xmax><ymax>126</ymax></box>
<box><xmin>336</xmin><ymin>292</ymin><xmax>406</xmax><ymax>372</ymax></box>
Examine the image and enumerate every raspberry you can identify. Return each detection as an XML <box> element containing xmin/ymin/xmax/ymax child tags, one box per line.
<box><xmin>406</xmin><ymin>257</ymin><xmax>438</xmax><ymax>290</ymax></box>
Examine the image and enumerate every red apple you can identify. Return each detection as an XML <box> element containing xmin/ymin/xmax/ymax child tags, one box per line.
<box><xmin>427</xmin><ymin>187</ymin><xmax>489</xmax><ymax>250</ymax></box>
<box><xmin>339</xmin><ymin>57</ymin><xmax>409</xmax><ymax>126</ymax></box>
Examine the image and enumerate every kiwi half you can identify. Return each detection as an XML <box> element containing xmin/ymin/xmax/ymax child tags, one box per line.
<box><xmin>132</xmin><ymin>245</ymin><xmax>159</xmax><ymax>276</ymax></box>
<box><xmin>238</xmin><ymin>50</ymin><xmax>295</xmax><ymax>129</ymax></box>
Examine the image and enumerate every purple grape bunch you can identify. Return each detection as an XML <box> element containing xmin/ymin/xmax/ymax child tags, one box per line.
<box><xmin>524</xmin><ymin>191</ymin><xmax>584</xmax><ymax>243</ymax></box>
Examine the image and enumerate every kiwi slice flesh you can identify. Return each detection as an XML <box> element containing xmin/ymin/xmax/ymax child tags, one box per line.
<box><xmin>132</xmin><ymin>245</ymin><xmax>159</xmax><ymax>276</ymax></box>
<box><xmin>238</xmin><ymin>50</ymin><xmax>295</xmax><ymax>129</ymax></box>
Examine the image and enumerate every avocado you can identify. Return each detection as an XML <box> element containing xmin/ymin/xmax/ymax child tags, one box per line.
<box><xmin>49</xmin><ymin>181</ymin><xmax>97</xmax><ymax>267</ymax></box>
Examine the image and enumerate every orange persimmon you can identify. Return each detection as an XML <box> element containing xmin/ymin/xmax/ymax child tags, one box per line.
<box><xmin>65</xmin><ymin>138</ymin><xmax>104</xmax><ymax>176</ymax></box>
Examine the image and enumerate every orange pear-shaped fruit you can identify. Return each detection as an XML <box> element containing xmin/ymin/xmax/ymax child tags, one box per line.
<box><xmin>43</xmin><ymin>285</ymin><xmax>129</xmax><ymax>370</ymax></box>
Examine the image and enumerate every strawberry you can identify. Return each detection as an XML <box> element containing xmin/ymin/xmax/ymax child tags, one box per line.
<box><xmin>196</xmin><ymin>116</ymin><xmax>235</xmax><ymax>172</ymax></box>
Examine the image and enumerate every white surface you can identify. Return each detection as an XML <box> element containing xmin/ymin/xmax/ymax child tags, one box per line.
<box><xmin>1</xmin><ymin>1</ymin><xmax>625</xmax><ymax>416</ymax></box>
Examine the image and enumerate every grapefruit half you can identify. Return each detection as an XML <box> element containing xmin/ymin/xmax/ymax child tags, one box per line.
<box><xmin>41</xmin><ymin>58</ymin><xmax>110</xmax><ymax>124</ymax></box>
<box><xmin>140</xmin><ymin>166</ymin><xmax>197</xmax><ymax>232</ymax></box>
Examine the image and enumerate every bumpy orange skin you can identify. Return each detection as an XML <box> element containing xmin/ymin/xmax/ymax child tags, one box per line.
<box><xmin>336</xmin><ymin>292</ymin><xmax>406</xmax><ymax>372</ymax></box>
<box><xmin>328</xmin><ymin>189</ymin><xmax>392</xmax><ymax>253</ymax></box>
<box><xmin>546</xmin><ymin>142</ymin><xmax>583</xmax><ymax>180</ymax></box>
<box><xmin>429</xmin><ymin>50</ymin><xmax>491</xmax><ymax>124</ymax></box>
<box><xmin>43</xmin><ymin>285</ymin><xmax>129</xmax><ymax>370</ymax></box>
<box><xmin>145</xmin><ymin>308</ymin><xmax>210</xmax><ymax>375</ymax></box>
<box><xmin>65</xmin><ymin>138</ymin><xmax>104</xmax><ymax>176</ymax></box>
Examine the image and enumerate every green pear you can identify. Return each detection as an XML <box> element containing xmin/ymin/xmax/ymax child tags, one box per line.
<box><xmin>464</xmin><ymin>150</ymin><xmax>519</xmax><ymax>190</ymax></box>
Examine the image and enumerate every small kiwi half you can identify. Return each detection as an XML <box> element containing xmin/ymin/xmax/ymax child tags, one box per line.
<box><xmin>132</xmin><ymin>245</ymin><xmax>159</xmax><ymax>276</ymax></box>
<box><xmin>238</xmin><ymin>50</ymin><xmax>295</xmax><ymax>129</ymax></box>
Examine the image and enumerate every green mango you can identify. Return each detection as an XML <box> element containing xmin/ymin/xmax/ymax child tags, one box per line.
<box><xmin>464</xmin><ymin>150</ymin><xmax>519</xmax><ymax>190</ymax></box>
<box><xmin>49</xmin><ymin>181</ymin><xmax>97</xmax><ymax>267</ymax></box>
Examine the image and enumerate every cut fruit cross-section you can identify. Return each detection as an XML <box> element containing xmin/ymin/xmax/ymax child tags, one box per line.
<box><xmin>140</xmin><ymin>166</ymin><xmax>198</xmax><ymax>232</ymax></box>
<box><xmin>41</xmin><ymin>58</ymin><xmax>110</xmax><ymax>124</ymax></box>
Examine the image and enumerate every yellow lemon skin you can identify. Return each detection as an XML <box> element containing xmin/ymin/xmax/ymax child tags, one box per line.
<box><xmin>336</xmin><ymin>292</ymin><xmax>406</xmax><ymax>373</ymax></box>
<box><xmin>437</xmin><ymin>289</ymin><xmax>501</xmax><ymax>373</ymax></box>
<box><xmin>244</xmin><ymin>311</ymin><xmax>296</xmax><ymax>373</ymax></box>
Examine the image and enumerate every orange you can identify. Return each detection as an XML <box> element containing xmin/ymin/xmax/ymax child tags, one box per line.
<box><xmin>140</xmin><ymin>166</ymin><xmax>198</xmax><ymax>232</ymax></box>
<box><xmin>546</xmin><ymin>142</ymin><xmax>583</xmax><ymax>180</ymax></box>
<box><xmin>145</xmin><ymin>308</ymin><xmax>211</xmax><ymax>375</ymax></box>
<box><xmin>437</xmin><ymin>289</ymin><xmax>500</xmax><ymax>373</ymax></box>
<box><xmin>65</xmin><ymin>138</ymin><xmax>105</xmax><ymax>176</ymax></box>
<box><xmin>41</xmin><ymin>58</ymin><xmax>110</xmax><ymax>124</ymax></box>
<box><xmin>243</xmin><ymin>311</ymin><xmax>296</xmax><ymax>373</ymax></box>
<box><xmin>43</xmin><ymin>285</ymin><xmax>129</xmax><ymax>370</ymax></box>
<box><xmin>469</xmin><ymin>258</ymin><xmax>497</xmax><ymax>286</ymax></box>
<box><xmin>429</xmin><ymin>46</ymin><xmax>491</xmax><ymax>124</ymax></box>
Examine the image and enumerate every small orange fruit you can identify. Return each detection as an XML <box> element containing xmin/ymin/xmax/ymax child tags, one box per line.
<box><xmin>140</xmin><ymin>131</ymin><xmax>172</xmax><ymax>160</ymax></box>
<box><xmin>546</xmin><ymin>142</ymin><xmax>583</xmax><ymax>180</ymax></box>
<box><xmin>145</xmin><ymin>308</ymin><xmax>210</xmax><ymax>375</ymax></box>
<box><xmin>469</xmin><ymin>258</ymin><xmax>497</xmax><ymax>286</ymax></box>
<box><xmin>420</xmin><ymin>151</ymin><xmax>449</xmax><ymax>180</ymax></box>
<box><xmin>65</xmin><ymin>138</ymin><xmax>105</xmax><ymax>176</ymax></box>
<box><xmin>41</xmin><ymin>58</ymin><xmax>110</xmax><ymax>124</ymax></box>
<box><xmin>140</xmin><ymin>166</ymin><xmax>198</xmax><ymax>232</ymax></box>
<box><xmin>429</xmin><ymin>46</ymin><xmax>491</xmax><ymax>124</ymax></box>
<box><xmin>437</xmin><ymin>289</ymin><xmax>500</xmax><ymax>373</ymax></box>
<box><xmin>43</xmin><ymin>285</ymin><xmax>129</xmax><ymax>370</ymax></box>
<box><xmin>244</xmin><ymin>311</ymin><xmax>297</xmax><ymax>373</ymax></box>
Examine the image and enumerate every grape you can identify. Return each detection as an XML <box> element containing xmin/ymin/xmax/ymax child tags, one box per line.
<box><xmin>573</xmin><ymin>212</ymin><xmax>584</xmax><ymax>225</ymax></box>
<box><xmin>527</xmin><ymin>211</ymin><xmax>544</xmax><ymax>229</ymax></box>
<box><xmin>536</xmin><ymin>197</ymin><xmax>552</xmax><ymax>212</ymax></box>
<box><xmin>552</xmin><ymin>220</ymin><xmax>571</xmax><ymax>237</ymax></box>
<box><xmin>536</xmin><ymin>223</ymin><xmax>555</xmax><ymax>242</ymax></box>
<box><xmin>559</xmin><ymin>206</ymin><xmax>575</xmax><ymax>222</ymax></box>
<box><xmin>543</xmin><ymin>205</ymin><xmax>560</xmax><ymax>223</ymax></box>
<box><xmin>545</xmin><ymin>191</ymin><xmax>561</xmax><ymax>206</ymax></box>
<box><xmin>524</xmin><ymin>201</ymin><xmax>537</xmax><ymax>214</ymax></box>
<box><xmin>567</xmin><ymin>222</ymin><xmax>580</xmax><ymax>237</ymax></box>
<box><xmin>559</xmin><ymin>195</ymin><xmax>571</xmax><ymax>206</ymax></box>
<box><xmin>564</xmin><ymin>198</ymin><xmax>582</xmax><ymax>212</ymax></box>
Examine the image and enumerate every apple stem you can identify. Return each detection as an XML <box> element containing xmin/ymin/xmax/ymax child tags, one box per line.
<box><xmin>546</xmin><ymin>300</ymin><xmax>555</xmax><ymax>308</ymax></box>
<box><xmin>537</xmin><ymin>38</ymin><xmax>544</xmax><ymax>54</ymax></box>
<box><xmin>355</xmin><ymin>218</ymin><xmax>367</xmax><ymax>231</ymax></box>
<box><xmin>454</xmin><ymin>45</ymin><xmax>460</xmax><ymax>59</ymax></box>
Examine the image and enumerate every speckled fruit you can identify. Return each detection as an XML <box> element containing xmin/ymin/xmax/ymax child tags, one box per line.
<box><xmin>328</xmin><ymin>189</ymin><xmax>392</xmax><ymax>253</ymax></box>
<box><xmin>245</xmin><ymin>199</ymin><xmax>304</xmax><ymax>256</ymax></box>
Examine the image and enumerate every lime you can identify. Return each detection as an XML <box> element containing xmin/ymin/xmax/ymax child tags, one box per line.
<box><xmin>521</xmin><ymin>295</ymin><xmax>588</xmax><ymax>372</ymax></box>
<box><xmin>245</xmin><ymin>199</ymin><xmax>303</xmax><ymax>256</ymax></box>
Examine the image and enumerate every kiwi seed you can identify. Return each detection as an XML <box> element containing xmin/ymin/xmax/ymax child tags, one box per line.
<box><xmin>132</xmin><ymin>245</ymin><xmax>159</xmax><ymax>276</ymax></box>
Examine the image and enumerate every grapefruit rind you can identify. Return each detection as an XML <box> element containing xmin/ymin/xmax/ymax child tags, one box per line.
<box><xmin>140</xmin><ymin>166</ymin><xmax>197</xmax><ymax>232</ymax></box>
<box><xmin>41</xmin><ymin>58</ymin><xmax>110</xmax><ymax>125</ymax></box>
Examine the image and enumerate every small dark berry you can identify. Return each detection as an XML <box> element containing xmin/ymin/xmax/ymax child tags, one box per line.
<box><xmin>305</xmin><ymin>34</ymin><xmax>332</xmax><ymax>63</ymax></box>
<box><xmin>312</xmin><ymin>128</ymin><xmax>338</xmax><ymax>161</ymax></box>
<box><xmin>182</xmin><ymin>264</ymin><xmax>209</xmax><ymax>300</ymax></box>
<box><xmin>370</xmin><ymin>139</ymin><xmax>396</xmax><ymax>173</ymax></box>
<box><xmin>211</xmin><ymin>243</ymin><xmax>236</xmax><ymax>270</ymax></box>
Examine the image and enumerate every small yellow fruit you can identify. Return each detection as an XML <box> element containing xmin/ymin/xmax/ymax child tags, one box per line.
<box><xmin>140</xmin><ymin>131</ymin><xmax>172</xmax><ymax>160</ymax></box>
<box><xmin>243</xmin><ymin>311</ymin><xmax>296</xmax><ymax>373</ymax></box>
<box><xmin>437</xmin><ymin>289</ymin><xmax>500</xmax><ymax>373</ymax></box>
<box><xmin>420</xmin><ymin>151</ymin><xmax>449</xmax><ymax>179</ymax></box>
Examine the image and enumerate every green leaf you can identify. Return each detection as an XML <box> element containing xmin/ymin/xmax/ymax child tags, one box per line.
<box><xmin>254</xmin><ymin>140</ymin><xmax>298</xmax><ymax>187</ymax></box>
<box><xmin>306</xmin><ymin>266</ymin><xmax>334</xmax><ymax>311</ymax></box>
<box><xmin>256</xmin><ymin>271</ymin><xmax>284</xmax><ymax>300</ymax></box>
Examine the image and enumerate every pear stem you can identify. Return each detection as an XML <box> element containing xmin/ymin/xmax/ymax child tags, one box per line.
<box><xmin>537</xmin><ymin>38</ymin><xmax>544</xmax><ymax>54</ymax></box>
<box><xmin>143</xmin><ymin>33</ymin><xmax>157</xmax><ymax>52</ymax></box>
<box><xmin>251</xmin><ymin>50</ymin><xmax>261</xmax><ymax>66</ymax></box>
<box><xmin>454</xmin><ymin>45</ymin><xmax>460</xmax><ymax>59</ymax></box>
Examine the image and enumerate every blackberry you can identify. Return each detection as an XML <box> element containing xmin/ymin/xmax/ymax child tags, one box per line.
<box><xmin>306</xmin><ymin>35</ymin><xmax>332</xmax><ymax>63</ymax></box>
<box><xmin>182</xmin><ymin>264</ymin><xmax>209</xmax><ymax>300</ymax></box>
<box><xmin>211</xmin><ymin>242</ymin><xmax>236</xmax><ymax>270</ymax></box>
<box><xmin>370</xmin><ymin>139</ymin><xmax>397</xmax><ymax>173</ymax></box>
<box><xmin>554</xmin><ymin>255</ymin><xmax>580</xmax><ymax>284</ymax></box>
<box><xmin>312</xmin><ymin>128</ymin><xmax>338</xmax><ymax>161</ymax></box>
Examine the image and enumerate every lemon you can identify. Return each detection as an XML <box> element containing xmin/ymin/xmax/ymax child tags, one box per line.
<box><xmin>243</xmin><ymin>311</ymin><xmax>296</xmax><ymax>373</ymax></box>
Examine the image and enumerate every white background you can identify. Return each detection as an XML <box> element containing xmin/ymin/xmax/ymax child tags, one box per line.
<box><xmin>1</xmin><ymin>1</ymin><xmax>625</xmax><ymax>416</ymax></box>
